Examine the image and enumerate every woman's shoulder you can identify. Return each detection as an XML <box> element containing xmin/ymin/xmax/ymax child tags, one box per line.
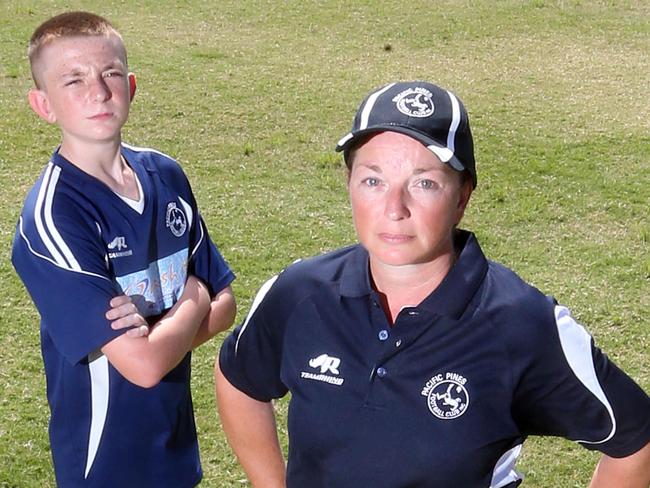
<box><xmin>268</xmin><ymin>244</ymin><xmax>363</xmax><ymax>296</ymax></box>
<box><xmin>481</xmin><ymin>260</ymin><xmax>558</xmax><ymax>332</ymax></box>
<box><xmin>285</xmin><ymin>243</ymin><xmax>361</xmax><ymax>276</ymax></box>
<box><xmin>244</xmin><ymin>245</ymin><xmax>363</xmax><ymax>323</ymax></box>
<box><xmin>486</xmin><ymin>260</ymin><xmax>550</xmax><ymax>302</ymax></box>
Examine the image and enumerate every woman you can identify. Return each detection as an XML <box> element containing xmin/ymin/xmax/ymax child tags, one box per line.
<box><xmin>215</xmin><ymin>81</ymin><xmax>650</xmax><ymax>487</ymax></box>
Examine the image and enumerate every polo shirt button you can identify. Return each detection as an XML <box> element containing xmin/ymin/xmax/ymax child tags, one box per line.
<box><xmin>378</xmin><ymin>329</ymin><xmax>389</xmax><ymax>341</ymax></box>
<box><xmin>395</xmin><ymin>339</ymin><xmax>402</xmax><ymax>347</ymax></box>
<box><xmin>376</xmin><ymin>367</ymin><xmax>387</xmax><ymax>377</ymax></box>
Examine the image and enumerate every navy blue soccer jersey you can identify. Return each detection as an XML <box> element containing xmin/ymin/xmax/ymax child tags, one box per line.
<box><xmin>12</xmin><ymin>144</ymin><xmax>234</xmax><ymax>487</ymax></box>
<box><xmin>220</xmin><ymin>230</ymin><xmax>650</xmax><ymax>488</ymax></box>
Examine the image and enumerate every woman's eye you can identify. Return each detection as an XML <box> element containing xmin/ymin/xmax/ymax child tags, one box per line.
<box><xmin>417</xmin><ymin>179</ymin><xmax>437</xmax><ymax>190</ymax></box>
<box><xmin>363</xmin><ymin>177</ymin><xmax>379</xmax><ymax>187</ymax></box>
<box><xmin>104</xmin><ymin>71</ymin><xmax>123</xmax><ymax>78</ymax></box>
<box><xmin>65</xmin><ymin>79</ymin><xmax>80</xmax><ymax>86</ymax></box>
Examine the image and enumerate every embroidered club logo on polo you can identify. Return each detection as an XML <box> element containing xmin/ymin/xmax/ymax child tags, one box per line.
<box><xmin>165</xmin><ymin>202</ymin><xmax>187</xmax><ymax>237</ymax></box>
<box><xmin>421</xmin><ymin>372</ymin><xmax>470</xmax><ymax>420</ymax></box>
<box><xmin>393</xmin><ymin>87</ymin><xmax>435</xmax><ymax>118</ymax></box>
<box><xmin>300</xmin><ymin>354</ymin><xmax>344</xmax><ymax>386</ymax></box>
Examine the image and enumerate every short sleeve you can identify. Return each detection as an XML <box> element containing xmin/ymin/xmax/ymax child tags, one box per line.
<box><xmin>512</xmin><ymin>304</ymin><xmax>650</xmax><ymax>457</ymax></box>
<box><xmin>219</xmin><ymin>274</ymin><xmax>288</xmax><ymax>402</ymax></box>
<box><xmin>151</xmin><ymin>153</ymin><xmax>235</xmax><ymax>297</ymax></box>
<box><xmin>187</xmin><ymin>215</ymin><xmax>234</xmax><ymax>296</ymax></box>
<box><xmin>12</xmin><ymin>212</ymin><xmax>123</xmax><ymax>364</ymax></box>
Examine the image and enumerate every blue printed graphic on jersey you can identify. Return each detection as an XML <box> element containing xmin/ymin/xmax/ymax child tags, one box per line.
<box><xmin>115</xmin><ymin>248</ymin><xmax>188</xmax><ymax>317</ymax></box>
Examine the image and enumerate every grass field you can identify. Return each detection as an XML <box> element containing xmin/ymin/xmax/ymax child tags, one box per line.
<box><xmin>0</xmin><ymin>1</ymin><xmax>648</xmax><ymax>486</ymax></box>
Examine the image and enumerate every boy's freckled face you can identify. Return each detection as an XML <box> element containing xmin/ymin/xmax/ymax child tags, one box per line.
<box><xmin>35</xmin><ymin>35</ymin><xmax>131</xmax><ymax>147</ymax></box>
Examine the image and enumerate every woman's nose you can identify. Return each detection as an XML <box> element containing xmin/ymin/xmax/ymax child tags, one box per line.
<box><xmin>385</xmin><ymin>187</ymin><xmax>410</xmax><ymax>220</ymax></box>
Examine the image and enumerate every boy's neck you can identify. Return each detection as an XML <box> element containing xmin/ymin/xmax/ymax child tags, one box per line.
<box><xmin>59</xmin><ymin>136</ymin><xmax>122</xmax><ymax>170</ymax></box>
<box><xmin>59</xmin><ymin>138</ymin><xmax>140</xmax><ymax>200</ymax></box>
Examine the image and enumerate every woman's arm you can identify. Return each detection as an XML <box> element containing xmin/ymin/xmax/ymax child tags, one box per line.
<box><xmin>214</xmin><ymin>357</ymin><xmax>286</xmax><ymax>488</ymax></box>
<box><xmin>589</xmin><ymin>441</ymin><xmax>650</xmax><ymax>488</ymax></box>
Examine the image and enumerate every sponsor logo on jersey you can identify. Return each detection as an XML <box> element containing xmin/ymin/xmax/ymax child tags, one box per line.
<box><xmin>107</xmin><ymin>236</ymin><xmax>133</xmax><ymax>258</ymax></box>
<box><xmin>392</xmin><ymin>87</ymin><xmax>435</xmax><ymax>118</ymax></box>
<box><xmin>421</xmin><ymin>372</ymin><xmax>470</xmax><ymax>420</ymax></box>
<box><xmin>166</xmin><ymin>202</ymin><xmax>187</xmax><ymax>237</ymax></box>
<box><xmin>300</xmin><ymin>353</ymin><xmax>344</xmax><ymax>386</ymax></box>
<box><xmin>115</xmin><ymin>248</ymin><xmax>188</xmax><ymax>317</ymax></box>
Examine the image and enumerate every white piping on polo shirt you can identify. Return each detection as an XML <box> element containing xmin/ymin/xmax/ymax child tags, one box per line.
<box><xmin>554</xmin><ymin>305</ymin><xmax>616</xmax><ymax>444</ymax></box>
<box><xmin>490</xmin><ymin>444</ymin><xmax>523</xmax><ymax>487</ymax></box>
<box><xmin>235</xmin><ymin>274</ymin><xmax>280</xmax><ymax>354</ymax></box>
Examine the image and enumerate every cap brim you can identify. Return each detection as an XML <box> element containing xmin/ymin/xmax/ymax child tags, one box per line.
<box><xmin>335</xmin><ymin>125</ymin><xmax>468</xmax><ymax>173</ymax></box>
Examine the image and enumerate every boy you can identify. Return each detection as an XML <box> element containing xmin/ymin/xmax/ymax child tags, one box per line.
<box><xmin>11</xmin><ymin>11</ymin><xmax>236</xmax><ymax>487</ymax></box>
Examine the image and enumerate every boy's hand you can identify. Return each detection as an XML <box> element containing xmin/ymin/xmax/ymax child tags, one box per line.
<box><xmin>106</xmin><ymin>295</ymin><xmax>149</xmax><ymax>338</ymax></box>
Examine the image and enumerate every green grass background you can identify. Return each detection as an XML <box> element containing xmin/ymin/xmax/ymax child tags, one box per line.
<box><xmin>0</xmin><ymin>1</ymin><xmax>648</xmax><ymax>486</ymax></box>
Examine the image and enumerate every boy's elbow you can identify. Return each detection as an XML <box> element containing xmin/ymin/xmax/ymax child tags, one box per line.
<box><xmin>222</xmin><ymin>292</ymin><xmax>237</xmax><ymax>331</ymax></box>
<box><xmin>121</xmin><ymin>367</ymin><xmax>164</xmax><ymax>389</ymax></box>
<box><xmin>212</xmin><ymin>287</ymin><xmax>237</xmax><ymax>334</ymax></box>
<box><xmin>104</xmin><ymin>350</ymin><xmax>166</xmax><ymax>388</ymax></box>
<box><xmin>102</xmin><ymin>335</ymin><xmax>173</xmax><ymax>388</ymax></box>
<box><xmin>136</xmin><ymin>378</ymin><xmax>161</xmax><ymax>389</ymax></box>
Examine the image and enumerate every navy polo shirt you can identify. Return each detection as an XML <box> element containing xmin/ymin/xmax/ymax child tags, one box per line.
<box><xmin>220</xmin><ymin>231</ymin><xmax>650</xmax><ymax>488</ymax></box>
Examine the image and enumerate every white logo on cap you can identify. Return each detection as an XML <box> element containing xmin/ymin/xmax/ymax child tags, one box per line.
<box><xmin>393</xmin><ymin>87</ymin><xmax>434</xmax><ymax>118</ymax></box>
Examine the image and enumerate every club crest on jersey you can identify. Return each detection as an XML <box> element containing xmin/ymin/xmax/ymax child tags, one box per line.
<box><xmin>166</xmin><ymin>202</ymin><xmax>187</xmax><ymax>237</ymax></box>
<box><xmin>392</xmin><ymin>87</ymin><xmax>435</xmax><ymax>118</ymax></box>
<box><xmin>421</xmin><ymin>372</ymin><xmax>470</xmax><ymax>420</ymax></box>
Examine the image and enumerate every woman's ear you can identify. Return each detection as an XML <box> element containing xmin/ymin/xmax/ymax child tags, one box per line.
<box><xmin>27</xmin><ymin>89</ymin><xmax>56</xmax><ymax>124</ymax></box>
<box><xmin>128</xmin><ymin>72</ymin><xmax>137</xmax><ymax>101</ymax></box>
<box><xmin>455</xmin><ymin>179</ymin><xmax>473</xmax><ymax>224</ymax></box>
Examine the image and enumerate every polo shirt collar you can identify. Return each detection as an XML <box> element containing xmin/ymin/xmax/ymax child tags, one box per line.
<box><xmin>338</xmin><ymin>245</ymin><xmax>374</xmax><ymax>298</ymax></box>
<box><xmin>338</xmin><ymin>230</ymin><xmax>489</xmax><ymax>320</ymax></box>
<box><xmin>417</xmin><ymin>230</ymin><xmax>488</xmax><ymax>319</ymax></box>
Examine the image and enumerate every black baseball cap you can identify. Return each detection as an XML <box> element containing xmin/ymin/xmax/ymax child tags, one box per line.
<box><xmin>335</xmin><ymin>81</ymin><xmax>477</xmax><ymax>187</ymax></box>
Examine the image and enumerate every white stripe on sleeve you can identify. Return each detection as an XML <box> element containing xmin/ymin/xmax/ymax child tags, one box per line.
<box><xmin>43</xmin><ymin>166</ymin><xmax>81</xmax><ymax>270</ymax></box>
<box><xmin>235</xmin><ymin>274</ymin><xmax>280</xmax><ymax>354</ymax></box>
<box><xmin>554</xmin><ymin>305</ymin><xmax>616</xmax><ymax>444</ymax></box>
<box><xmin>34</xmin><ymin>164</ymin><xmax>68</xmax><ymax>267</ymax></box>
